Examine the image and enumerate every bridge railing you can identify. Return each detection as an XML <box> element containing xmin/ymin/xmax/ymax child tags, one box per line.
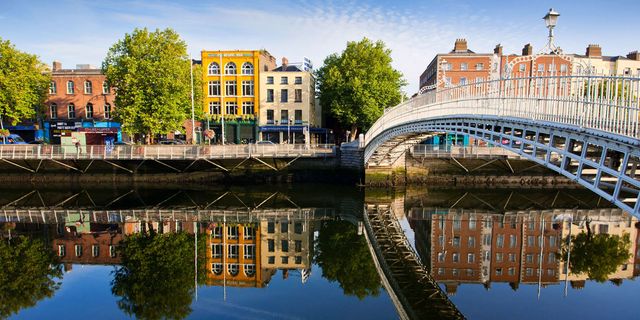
<box><xmin>411</xmin><ymin>144</ymin><xmax>522</xmax><ymax>159</ymax></box>
<box><xmin>0</xmin><ymin>144</ymin><xmax>336</xmax><ymax>160</ymax></box>
<box><xmin>366</xmin><ymin>73</ymin><xmax>640</xmax><ymax>146</ymax></box>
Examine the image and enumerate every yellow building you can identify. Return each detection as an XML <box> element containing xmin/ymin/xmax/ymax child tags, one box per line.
<box><xmin>204</xmin><ymin>222</ymin><xmax>269</xmax><ymax>288</ymax></box>
<box><xmin>201</xmin><ymin>50</ymin><xmax>276</xmax><ymax>144</ymax></box>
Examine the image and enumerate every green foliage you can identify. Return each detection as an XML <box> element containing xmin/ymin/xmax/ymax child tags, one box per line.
<box><xmin>316</xmin><ymin>38</ymin><xmax>405</xmax><ymax>137</ymax></box>
<box><xmin>103</xmin><ymin>28</ymin><xmax>192</xmax><ymax>142</ymax></box>
<box><xmin>0</xmin><ymin>236</ymin><xmax>63</xmax><ymax>318</ymax></box>
<box><xmin>560</xmin><ymin>228</ymin><xmax>631</xmax><ymax>282</ymax></box>
<box><xmin>191</xmin><ymin>62</ymin><xmax>204</xmax><ymax>120</ymax></box>
<box><xmin>0</xmin><ymin>38</ymin><xmax>50</xmax><ymax>126</ymax></box>
<box><xmin>583</xmin><ymin>79</ymin><xmax>637</xmax><ymax>102</ymax></box>
<box><xmin>111</xmin><ymin>231</ymin><xmax>197</xmax><ymax>320</ymax></box>
<box><xmin>314</xmin><ymin>220</ymin><xmax>381</xmax><ymax>299</ymax></box>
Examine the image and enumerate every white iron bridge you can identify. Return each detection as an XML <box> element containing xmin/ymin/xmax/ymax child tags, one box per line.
<box><xmin>364</xmin><ymin>74</ymin><xmax>640</xmax><ymax>216</ymax></box>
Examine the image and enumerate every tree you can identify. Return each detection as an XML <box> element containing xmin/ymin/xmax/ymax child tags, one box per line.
<box><xmin>103</xmin><ymin>28</ymin><xmax>192</xmax><ymax>144</ymax></box>
<box><xmin>316</xmin><ymin>38</ymin><xmax>405</xmax><ymax>141</ymax></box>
<box><xmin>0</xmin><ymin>38</ymin><xmax>50</xmax><ymax>142</ymax></box>
<box><xmin>560</xmin><ymin>220</ymin><xmax>631</xmax><ymax>282</ymax></box>
<box><xmin>0</xmin><ymin>236</ymin><xmax>63</xmax><ymax>318</ymax></box>
<box><xmin>314</xmin><ymin>220</ymin><xmax>381</xmax><ymax>299</ymax></box>
<box><xmin>111</xmin><ymin>232</ymin><xmax>196</xmax><ymax>319</ymax></box>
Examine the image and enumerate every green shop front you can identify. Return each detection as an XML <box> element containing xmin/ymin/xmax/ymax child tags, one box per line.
<box><xmin>204</xmin><ymin>115</ymin><xmax>257</xmax><ymax>144</ymax></box>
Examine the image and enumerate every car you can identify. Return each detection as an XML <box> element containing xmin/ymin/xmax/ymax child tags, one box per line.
<box><xmin>256</xmin><ymin>140</ymin><xmax>275</xmax><ymax>145</ymax></box>
<box><xmin>114</xmin><ymin>141</ymin><xmax>134</xmax><ymax>146</ymax></box>
<box><xmin>0</xmin><ymin>134</ymin><xmax>27</xmax><ymax>144</ymax></box>
<box><xmin>158</xmin><ymin>139</ymin><xmax>186</xmax><ymax>145</ymax></box>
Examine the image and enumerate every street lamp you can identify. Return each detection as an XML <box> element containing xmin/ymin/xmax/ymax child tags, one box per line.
<box><xmin>543</xmin><ymin>8</ymin><xmax>560</xmax><ymax>53</ymax></box>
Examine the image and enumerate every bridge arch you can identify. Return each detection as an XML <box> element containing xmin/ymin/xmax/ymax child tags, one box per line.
<box><xmin>364</xmin><ymin>74</ymin><xmax>640</xmax><ymax>216</ymax></box>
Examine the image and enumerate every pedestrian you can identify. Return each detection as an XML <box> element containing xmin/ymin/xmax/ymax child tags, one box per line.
<box><xmin>75</xmin><ymin>140</ymin><xmax>81</xmax><ymax>155</ymax></box>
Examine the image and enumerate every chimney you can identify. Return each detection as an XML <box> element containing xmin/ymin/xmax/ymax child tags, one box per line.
<box><xmin>282</xmin><ymin>57</ymin><xmax>289</xmax><ymax>70</ymax></box>
<box><xmin>453</xmin><ymin>38</ymin><xmax>468</xmax><ymax>53</ymax></box>
<box><xmin>52</xmin><ymin>61</ymin><xmax>62</xmax><ymax>71</ymax></box>
<box><xmin>586</xmin><ymin>44</ymin><xmax>602</xmax><ymax>58</ymax></box>
<box><xmin>522</xmin><ymin>44</ymin><xmax>533</xmax><ymax>56</ymax></box>
<box><xmin>627</xmin><ymin>51</ymin><xmax>640</xmax><ymax>61</ymax></box>
<box><xmin>494</xmin><ymin>44</ymin><xmax>503</xmax><ymax>56</ymax></box>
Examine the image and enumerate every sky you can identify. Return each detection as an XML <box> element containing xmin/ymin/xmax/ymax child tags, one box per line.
<box><xmin>1</xmin><ymin>0</ymin><xmax>639</xmax><ymax>92</ymax></box>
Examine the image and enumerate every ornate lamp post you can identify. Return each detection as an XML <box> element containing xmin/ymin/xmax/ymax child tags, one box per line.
<box><xmin>542</xmin><ymin>8</ymin><xmax>560</xmax><ymax>53</ymax></box>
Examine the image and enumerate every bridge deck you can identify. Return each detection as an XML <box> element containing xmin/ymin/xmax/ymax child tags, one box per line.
<box><xmin>364</xmin><ymin>204</ymin><xmax>465</xmax><ymax>320</ymax></box>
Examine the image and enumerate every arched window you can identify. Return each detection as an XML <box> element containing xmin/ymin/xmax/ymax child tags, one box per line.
<box><xmin>67</xmin><ymin>81</ymin><xmax>74</xmax><ymax>94</ymax></box>
<box><xmin>208</xmin><ymin>62</ymin><xmax>220</xmax><ymax>75</ymax></box>
<box><xmin>241</xmin><ymin>62</ymin><xmax>254</xmax><ymax>75</ymax></box>
<box><xmin>67</xmin><ymin>104</ymin><xmax>76</xmax><ymax>119</ymax></box>
<box><xmin>102</xmin><ymin>82</ymin><xmax>109</xmax><ymax>94</ymax></box>
<box><xmin>49</xmin><ymin>81</ymin><xmax>57</xmax><ymax>94</ymax></box>
<box><xmin>228</xmin><ymin>263</ymin><xmax>239</xmax><ymax>276</ymax></box>
<box><xmin>86</xmin><ymin>103</ymin><xmax>94</xmax><ymax>119</ymax></box>
<box><xmin>224</xmin><ymin>62</ymin><xmax>236</xmax><ymax>75</ymax></box>
<box><xmin>50</xmin><ymin>103</ymin><xmax>58</xmax><ymax>119</ymax></box>
<box><xmin>84</xmin><ymin>80</ymin><xmax>92</xmax><ymax>94</ymax></box>
<box><xmin>244</xmin><ymin>264</ymin><xmax>256</xmax><ymax>277</ymax></box>
<box><xmin>211</xmin><ymin>263</ymin><xmax>222</xmax><ymax>275</ymax></box>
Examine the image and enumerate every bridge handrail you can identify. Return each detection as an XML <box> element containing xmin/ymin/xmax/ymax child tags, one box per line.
<box><xmin>0</xmin><ymin>144</ymin><xmax>336</xmax><ymax>160</ymax></box>
<box><xmin>366</xmin><ymin>73</ymin><xmax>640</xmax><ymax>146</ymax></box>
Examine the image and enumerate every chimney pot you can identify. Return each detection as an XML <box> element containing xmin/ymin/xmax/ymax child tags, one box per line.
<box><xmin>52</xmin><ymin>61</ymin><xmax>62</xmax><ymax>71</ymax></box>
<box><xmin>282</xmin><ymin>57</ymin><xmax>289</xmax><ymax>69</ymax></box>
<box><xmin>627</xmin><ymin>51</ymin><xmax>640</xmax><ymax>61</ymax></box>
<box><xmin>522</xmin><ymin>44</ymin><xmax>533</xmax><ymax>56</ymax></box>
<box><xmin>586</xmin><ymin>44</ymin><xmax>602</xmax><ymax>58</ymax></box>
<box><xmin>453</xmin><ymin>38</ymin><xmax>468</xmax><ymax>53</ymax></box>
<box><xmin>494</xmin><ymin>44</ymin><xmax>503</xmax><ymax>56</ymax></box>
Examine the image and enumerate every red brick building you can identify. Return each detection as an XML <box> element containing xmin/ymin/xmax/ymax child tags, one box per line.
<box><xmin>45</xmin><ymin>61</ymin><xmax>120</xmax><ymax>144</ymax></box>
<box><xmin>52</xmin><ymin>223</ymin><xmax>123</xmax><ymax>265</ymax></box>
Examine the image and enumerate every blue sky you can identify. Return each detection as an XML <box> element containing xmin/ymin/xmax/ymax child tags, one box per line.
<box><xmin>1</xmin><ymin>0</ymin><xmax>639</xmax><ymax>91</ymax></box>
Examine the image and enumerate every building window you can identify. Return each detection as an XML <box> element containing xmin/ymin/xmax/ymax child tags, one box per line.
<box><xmin>212</xmin><ymin>263</ymin><xmax>223</xmax><ymax>275</ymax></box>
<box><xmin>442</xmin><ymin>63</ymin><xmax>452</xmax><ymax>71</ymax></box>
<box><xmin>496</xmin><ymin>268</ymin><xmax>503</xmax><ymax>276</ymax></box>
<box><xmin>294</xmin><ymin>89</ymin><xmax>302</xmax><ymax>102</ymax></box>
<box><xmin>509</xmin><ymin>235</ymin><xmax>517</xmax><ymax>248</ymax></box>
<box><xmin>438</xmin><ymin>252</ymin><xmax>445</xmax><ymax>262</ymax></box>
<box><xmin>280</xmin><ymin>110</ymin><xmax>289</xmax><ymax>124</ymax></box>
<box><xmin>224</xmin><ymin>62</ymin><xmax>236</xmax><ymax>75</ymax></box>
<box><xmin>243</xmin><ymin>226</ymin><xmax>255</xmax><ymax>239</ymax></box>
<box><xmin>86</xmin><ymin>103</ymin><xmax>93</xmax><ymax>119</ymax></box>
<box><xmin>280</xmin><ymin>76</ymin><xmax>288</xmax><ymax>84</ymax></box>
<box><xmin>244</xmin><ymin>245</ymin><xmax>256</xmax><ymax>259</ymax></box>
<box><xmin>212</xmin><ymin>226</ymin><xmax>222</xmax><ymax>238</ymax></box>
<box><xmin>475</xmin><ymin>77</ymin><xmax>483</xmax><ymax>86</ymax></box>
<box><xmin>281</xmin><ymin>240</ymin><xmax>289</xmax><ymax>252</ymax></box>
<box><xmin>526</xmin><ymin>254</ymin><xmax>534</xmax><ymax>263</ymax></box>
<box><xmin>496</xmin><ymin>234</ymin><xmax>504</xmax><ymax>248</ymax></box>
<box><xmin>208</xmin><ymin>81</ymin><xmax>220</xmax><ymax>96</ymax></box>
<box><xmin>67</xmin><ymin>81</ymin><xmax>74</xmax><ymax>94</ymax></box>
<box><xmin>295</xmin><ymin>256</ymin><xmax>302</xmax><ymax>264</ymax></box>
<box><xmin>453</xmin><ymin>215</ymin><xmax>461</xmax><ymax>229</ymax></box>
<box><xmin>468</xmin><ymin>253</ymin><xmax>475</xmax><ymax>263</ymax></box>
<box><xmin>526</xmin><ymin>268</ymin><xmax>533</xmax><ymax>276</ymax></box>
<box><xmin>452</xmin><ymin>253</ymin><xmax>460</xmax><ymax>263</ymax></box>
<box><xmin>209</xmin><ymin>101</ymin><xmax>221</xmax><ymax>114</ymax></box>
<box><xmin>228</xmin><ymin>244</ymin><xmax>239</xmax><ymax>258</ymax></box>
<box><xmin>266</xmin><ymin>76</ymin><xmax>274</xmax><ymax>84</ymax></box>
<box><xmin>92</xmin><ymin>245</ymin><xmax>99</xmax><ymax>257</ymax></box>
<box><xmin>67</xmin><ymin>104</ymin><xmax>76</xmax><ymax>119</ymax></box>
<box><xmin>242</xmin><ymin>101</ymin><xmax>254</xmax><ymax>115</ymax></box>
<box><xmin>294</xmin><ymin>110</ymin><xmax>302</xmax><ymax>125</ymax></box>
<box><xmin>509</xmin><ymin>253</ymin><xmax>516</xmax><ymax>262</ymax></box>
<box><xmin>281</xmin><ymin>89</ymin><xmax>288</xmax><ymax>102</ymax></box>
<box><xmin>109</xmin><ymin>245</ymin><xmax>116</xmax><ymax>257</ymax></box>
<box><xmin>50</xmin><ymin>81</ymin><xmax>56</xmax><ymax>94</ymax></box>
<box><xmin>453</xmin><ymin>236</ymin><xmax>460</xmax><ymax>247</ymax></box>
<box><xmin>508</xmin><ymin>267</ymin><xmax>515</xmax><ymax>276</ymax></box>
<box><xmin>549</xmin><ymin>64</ymin><xmax>556</xmax><ymax>72</ymax></box>
<box><xmin>225</xmin><ymin>101</ymin><xmax>237</xmax><ymax>115</ymax></box>
<box><xmin>50</xmin><ymin>104</ymin><xmax>58</xmax><ymax>119</ymax></box>
<box><xmin>227</xmin><ymin>226</ymin><xmax>239</xmax><ymax>239</ymax></box>
<box><xmin>212</xmin><ymin>244</ymin><xmax>222</xmax><ymax>258</ymax></box>
<box><xmin>268</xmin><ymin>256</ymin><xmax>275</xmax><ymax>264</ymax></box>
<box><xmin>267</xmin><ymin>222</ymin><xmax>275</xmax><ymax>233</ymax></box>
<box><xmin>295</xmin><ymin>240</ymin><xmax>302</xmax><ymax>252</ymax></box>
<box><xmin>468</xmin><ymin>236</ymin><xmax>475</xmax><ymax>248</ymax></box>
<box><xmin>475</xmin><ymin>63</ymin><xmax>484</xmax><ymax>70</ymax></box>
<box><xmin>469</xmin><ymin>218</ymin><xmax>476</xmax><ymax>230</ymax></box>
<box><xmin>241</xmin><ymin>62</ymin><xmax>254</xmax><ymax>75</ymax></box>
<box><xmin>57</xmin><ymin>244</ymin><xmax>65</xmax><ymax>257</ymax></box>
<box><xmin>549</xmin><ymin>236</ymin><xmax>556</xmax><ymax>247</ymax></box>
<box><xmin>282</xmin><ymin>256</ymin><xmax>289</xmax><ymax>264</ymax></box>
<box><xmin>496</xmin><ymin>253</ymin><xmax>503</xmax><ymax>262</ymax></box>
<box><xmin>294</xmin><ymin>222</ymin><xmax>303</xmax><ymax>234</ymax></box>
<box><xmin>266</xmin><ymin>89</ymin><xmax>274</xmax><ymax>102</ymax></box>
<box><xmin>459</xmin><ymin>77</ymin><xmax>467</xmax><ymax>85</ymax></box>
<box><xmin>244</xmin><ymin>264</ymin><xmax>256</xmax><ymax>276</ymax></box>
<box><xmin>460</xmin><ymin>63</ymin><xmax>468</xmax><ymax>71</ymax></box>
<box><xmin>295</xmin><ymin>76</ymin><xmax>302</xmax><ymax>84</ymax></box>
<box><xmin>281</xmin><ymin>222</ymin><xmax>289</xmax><ymax>233</ymax></box>
<box><xmin>104</xmin><ymin>104</ymin><xmax>111</xmax><ymax>119</ymax></box>
<box><xmin>228</xmin><ymin>263</ymin><xmax>239</xmax><ymax>276</ymax></box>
<box><xmin>537</xmin><ymin>64</ymin><xmax>545</xmax><ymax>72</ymax></box>
<box><xmin>241</xmin><ymin>80</ymin><xmax>254</xmax><ymax>96</ymax></box>
<box><xmin>225</xmin><ymin>81</ymin><xmax>237</xmax><ymax>96</ymax></box>
<box><xmin>527</xmin><ymin>235</ymin><xmax>535</xmax><ymax>247</ymax></box>
<box><xmin>102</xmin><ymin>82</ymin><xmax>109</xmax><ymax>94</ymax></box>
<box><xmin>75</xmin><ymin>245</ymin><xmax>82</xmax><ymax>257</ymax></box>
<box><xmin>268</xmin><ymin>239</ymin><xmax>275</xmax><ymax>252</ymax></box>
<box><xmin>266</xmin><ymin>109</ymin><xmax>274</xmax><ymax>124</ymax></box>
<box><xmin>438</xmin><ymin>268</ymin><xmax>445</xmax><ymax>275</ymax></box>
<box><xmin>84</xmin><ymin>80</ymin><xmax>92</xmax><ymax>94</ymax></box>
<box><xmin>519</xmin><ymin>64</ymin><xmax>526</xmax><ymax>72</ymax></box>
<box><xmin>208</xmin><ymin>62</ymin><xmax>220</xmax><ymax>75</ymax></box>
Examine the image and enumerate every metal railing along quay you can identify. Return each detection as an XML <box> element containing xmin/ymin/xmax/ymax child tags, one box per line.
<box><xmin>0</xmin><ymin>144</ymin><xmax>336</xmax><ymax>160</ymax></box>
<box><xmin>411</xmin><ymin>144</ymin><xmax>523</xmax><ymax>159</ymax></box>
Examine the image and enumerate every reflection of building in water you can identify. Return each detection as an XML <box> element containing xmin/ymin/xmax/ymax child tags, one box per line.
<box><xmin>261</xmin><ymin>219</ymin><xmax>313</xmax><ymax>282</ymax></box>
<box><xmin>51</xmin><ymin>222</ymin><xmax>123</xmax><ymax>266</ymax></box>
<box><xmin>124</xmin><ymin>220</ymin><xmax>197</xmax><ymax>235</ymax></box>
<box><xmin>409</xmin><ymin>209</ymin><xmax>639</xmax><ymax>294</ymax></box>
<box><xmin>204</xmin><ymin>222</ymin><xmax>268</xmax><ymax>288</ymax></box>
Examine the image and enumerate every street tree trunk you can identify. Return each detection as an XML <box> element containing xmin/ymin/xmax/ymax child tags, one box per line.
<box><xmin>350</xmin><ymin>124</ymin><xmax>358</xmax><ymax>142</ymax></box>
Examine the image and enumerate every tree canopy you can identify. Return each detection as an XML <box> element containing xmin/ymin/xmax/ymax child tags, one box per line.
<box><xmin>560</xmin><ymin>224</ymin><xmax>631</xmax><ymax>282</ymax></box>
<box><xmin>111</xmin><ymin>231</ymin><xmax>196</xmax><ymax>319</ymax></box>
<box><xmin>0</xmin><ymin>38</ymin><xmax>50</xmax><ymax>136</ymax></box>
<box><xmin>316</xmin><ymin>38</ymin><xmax>405</xmax><ymax>140</ymax></box>
<box><xmin>0</xmin><ymin>236</ymin><xmax>63</xmax><ymax>318</ymax></box>
<box><xmin>314</xmin><ymin>220</ymin><xmax>381</xmax><ymax>299</ymax></box>
<box><xmin>102</xmin><ymin>28</ymin><xmax>192</xmax><ymax>143</ymax></box>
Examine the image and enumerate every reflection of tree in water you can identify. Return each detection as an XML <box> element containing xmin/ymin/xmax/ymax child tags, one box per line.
<box><xmin>314</xmin><ymin>220</ymin><xmax>381</xmax><ymax>299</ymax></box>
<box><xmin>560</xmin><ymin>220</ymin><xmax>631</xmax><ymax>282</ymax></box>
<box><xmin>0</xmin><ymin>235</ymin><xmax>63</xmax><ymax>319</ymax></box>
<box><xmin>112</xmin><ymin>231</ymin><xmax>196</xmax><ymax>320</ymax></box>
